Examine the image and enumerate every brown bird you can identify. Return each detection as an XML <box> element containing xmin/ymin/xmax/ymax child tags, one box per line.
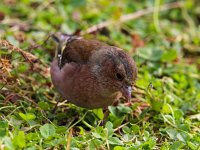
<box><xmin>50</xmin><ymin>33</ymin><xmax>137</xmax><ymax>109</ymax></box>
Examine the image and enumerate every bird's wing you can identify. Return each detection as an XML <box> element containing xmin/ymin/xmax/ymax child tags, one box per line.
<box><xmin>52</xmin><ymin>33</ymin><xmax>107</xmax><ymax>68</ymax></box>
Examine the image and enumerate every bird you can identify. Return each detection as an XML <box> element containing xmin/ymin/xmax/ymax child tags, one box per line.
<box><xmin>50</xmin><ymin>33</ymin><xmax>137</xmax><ymax>109</ymax></box>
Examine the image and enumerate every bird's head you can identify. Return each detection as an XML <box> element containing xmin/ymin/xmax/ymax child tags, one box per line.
<box><xmin>90</xmin><ymin>46</ymin><xmax>137</xmax><ymax>101</ymax></box>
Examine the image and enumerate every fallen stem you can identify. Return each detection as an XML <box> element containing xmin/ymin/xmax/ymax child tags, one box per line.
<box><xmin>0</xmin><ymin>39</ymin><xmax>38</xmax><ymax>64</ymax></box>
<box><xmin>82</xmin><ymin>1</ymin><xmax>183</xmax><ymax>34</ymax></box>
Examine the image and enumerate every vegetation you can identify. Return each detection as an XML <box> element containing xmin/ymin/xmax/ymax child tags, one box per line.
<box><xmin>0</xmin><ymin>0</ymin><xmax>200</xmax><ymax>149</ymax></box>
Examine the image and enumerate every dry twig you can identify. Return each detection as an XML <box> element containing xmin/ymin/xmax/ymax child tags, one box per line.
<box><xmin>82</xmin><ymin>1</ymin><xmax>183</xmax><ymax>34</ymax></box>
<box><xmin>0</xmin><ymin>39</ymin><xmax>49</xmax><ymax>77</ymax></box>
<box><xmin>0</xmin><ymin>39</ymin><xmax>38</xmax><ymax>64</ymax></box>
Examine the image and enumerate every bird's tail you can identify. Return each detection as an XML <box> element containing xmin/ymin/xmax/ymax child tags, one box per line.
<box><xmin>51</xmin><ymin>33</ymin><xmax>81</xmax><ymax>69</ymax></box>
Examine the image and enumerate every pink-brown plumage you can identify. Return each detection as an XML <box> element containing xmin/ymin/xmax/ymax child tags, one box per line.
<box><xmin>50</xmin><ymin>34</ymin><xmax>137</xmax><ymax>109</ymax></box>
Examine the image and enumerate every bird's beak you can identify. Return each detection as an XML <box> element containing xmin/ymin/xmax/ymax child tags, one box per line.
<box><xmin>121</xmin><ymin>86</ymin><xmax>132</xmax><ymax>101</ymax></box>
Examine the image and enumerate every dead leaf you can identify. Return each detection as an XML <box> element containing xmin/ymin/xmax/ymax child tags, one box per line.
<box><xmin>0</xmin><ymin>11</ymin><xmax>5</xmax><ymax>22</ymax></box>
<box><xmin>14</xmin><ymin>31</ymin><xmax>26</xmax><ymax>43</ymax></box>
<box><xmin>131</xmin><ymin>33</ymin><xmax>145</xmax><ymax>51</ymax></box>
<box><xmin>4</xmin><ymin>93</ymin><xmax>20</xmax><ymax>104</ymax></box>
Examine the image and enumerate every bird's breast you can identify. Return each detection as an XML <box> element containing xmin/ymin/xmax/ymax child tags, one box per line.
<box><xmin>51</xmin><ymin>61</ymin><xmax>120</xmax><ymax>109</ymax></box>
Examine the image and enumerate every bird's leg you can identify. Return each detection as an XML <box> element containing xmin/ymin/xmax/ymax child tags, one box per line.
<box><xmin>99</xmin><ymin>108</ymin><xmax>109</xmax><ymax>126</ymax></box>
<box><xmin>51</xmin><ymin>96</ymin><xmax>61</xmax><ymax>114</ymax></box>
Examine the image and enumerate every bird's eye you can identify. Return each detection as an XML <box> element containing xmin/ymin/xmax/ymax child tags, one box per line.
<box><xmin>116</xmin><ymin>73</ymin><xmax>123</xmax><ymax>81</ymax></box>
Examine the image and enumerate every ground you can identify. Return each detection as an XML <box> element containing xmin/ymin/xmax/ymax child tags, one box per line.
<box><xmin>0</xmin><ymin>0</ymin><xmax>200</xmax><ymax>149</ymax></box>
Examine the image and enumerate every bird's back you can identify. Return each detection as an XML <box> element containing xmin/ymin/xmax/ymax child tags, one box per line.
<box><xmin>53</xmin><ymin>33</ymin><xmax>108</xmax><ymax>68</ymax></box>
<box><xmin>61</xmin><ymin>38</ymin><xmax>107</xmax><ymax>64</ymax></box>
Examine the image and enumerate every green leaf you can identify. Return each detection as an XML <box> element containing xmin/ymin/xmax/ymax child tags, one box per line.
<box><xmin>117</xmin><ymin>104</ymin><xmax>132</xmax><ymax>114</ymax></box>
<box><xmin>131</xmin><ymin>124</ymin><xmax>140</xmax><ymax>134</ymax></box>
<box><xmin>165</xmin><ymin>128</ymin><xmax>177</xmax><ymax>140</ymax></box>
<box><xmin>93</xmin><ymin>108</ymin><xmax>104</xmax><ymax>120</ymax></box>
<box><xmin>122</xmin><ymin>126</ymin><xmax>131</xmax><ymax>134</ymax></box>
<box><xmin>162</xmin><ymin>103</ymin><xmax>173</xmax><ymax>114</ymax></box>
<box><xmin>19</xmin><ymin>113</ymin><xmax>36</xmax><ymax>121</ymax></box>
<box><xmin>26</xmin><ymin>132</ymin><xmax>40</xmax><ymax>141</ymax></box>
<box><xmin>169</xmin><ymin>141</ymin><xmax>184</xmax><ymax>150</ymax></box>
<box><xmin>89</xmin><ymin>139</ymin><xmax>103</xmax><ymax>149</ymax></box>
<box><xmin>56</xmin><ymin>126</ymin><xmax>67</xmax><ymax>134</ymax></box>
<box><xmin>162</xmin><ymin>49</ymin><xmax>177</xmax><ymax>62</ymax></box>
<box><xmin>108</xmin><ymin>106</ymin><xmax>118</xmax><ymax>116</ymax></box>
<box><xmin>0</xmin><ymin>121</ymin><xmax>8</xmax><ymax>137</ymax></box>
<box><xmin>150</xmin><ymin>99</ymin><xmax>163</xmax><ymax>111</ymax></box>
<box><xmin>2</xmin><ymin>136</ymin><xmax>14</xmax><ymax>149</ymax></box>
<box><xmin>114</xmin><ymin>146</ymin><xmax>125</xmax><ymax>150</ymax></box>
<box><xmin>17</xmin><ymin>63</ymin><xmax>29</xmax><ymax>73</ymax></box>
<box><xmin>142</xmin><ymin>138</ymin><xmax>156</xmax><ymax>149</ymax></box>
<box><xmin>178</xmin><ymin>124</ymin><xmax>190</xmax><ymax>132</ymax></box>
<box><xmin>39</xmin><ymin>124</ymin><xmax>56</xmax><ymax>139</ymax></box>
<box><xmin>187</xmin><ymin>141</ymin><xmax>197</xmax><ymax>150</ymax></box>
<box><xmin>143</xmin><ymin>131</ymin><xmax>150</xmax><ymax>141</ymax></box>
<box><xmin>13</xmin><ymin>131</ymin><xmax>26</xmax><ymax>148</ymax></box>
<box><xmin>176</xmin><ymin>132</ymin><xmax>190</xmax><ymax>142</ymax></box>
<box><xmin>38</xmin><ymin>101</ymin><xmax>50</xmax><ymax>111</ymax></box>
<box><xmin>92</xmin><ymin>126</ymin><xmax>105</xmax><ymax>139</ymax></box>
<box><xmin>105</xmin><ymin>121</ymin><xmax>114</xmax><ymax>137</ymax></box>
<box><xmin>108</xmin><ymin>137</ymin><xmax>123</xmax><ymax>145</ymax></box>
<box><xmin>137</xmin><ymin>47</ymin><xmax>163</xmax><ymax>61</ymax></box>
<box><xmin>24</xmin><ymin>146</ymin><xmax>38</xmax><ymax>150</ymax></box>
<box><xmin>174</xmin><ymin>110</ymin><xmax>184</xmax><ymax>120</ymax></box>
